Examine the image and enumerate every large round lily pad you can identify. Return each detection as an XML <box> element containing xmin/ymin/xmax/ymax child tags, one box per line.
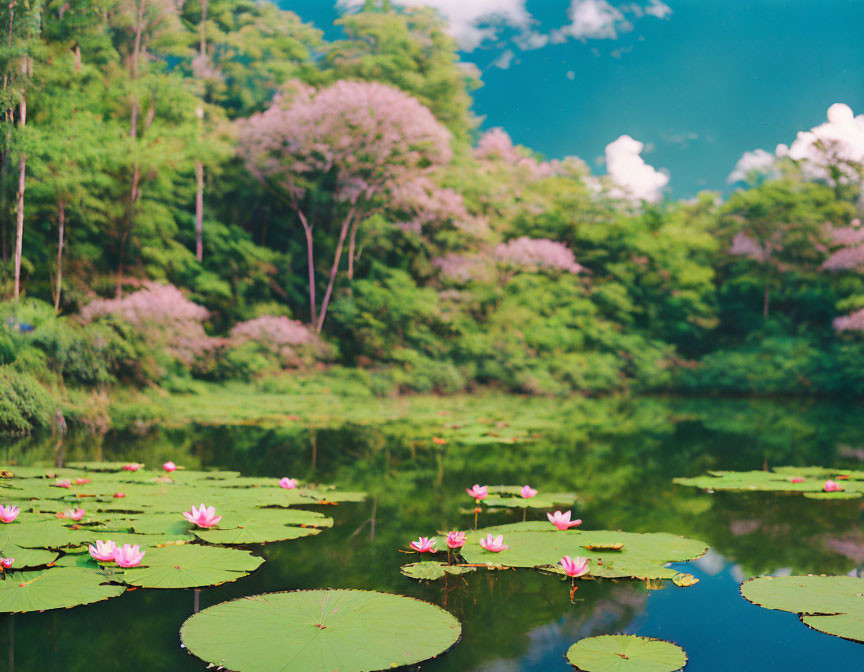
<box><xmin>741</xmin><ymin>575</ymin><xmax>864</xmax><ymax>642</ymax></box>
<box><xmin>180</xmin><ymin>589</ymin><xmax>462</xmax><ymax>672</ymax></box>
<box><xmin>459</xmin><ymin>522</ymin><xmax>707</xmax><ymax>580</ymax></box>
<box><xmin>122</xmin><ymin>544</ymin><xmax>264</xmax><ymax>588</ymax></box>
<box><xmin>566</xmin><ymin>635</ymin><xmax>687</xmax><ymax>672</ymax></box>
<box><xmin>0</xmin><ymin>567</ymin><xmax>126</xmax><ymax>613</ymax></box>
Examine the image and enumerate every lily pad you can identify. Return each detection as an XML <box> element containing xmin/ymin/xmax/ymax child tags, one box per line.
<box><xmin>122</xmin><ymin>544</ymin><xmax>264</xmax><ymax>588</ymax></box>
<box><xmin>484</xmin><ymin>486</ymin><xmax>577</xmax><ymax>510</ymax></box>
<box><xmin>675</xmin><ymin>468</ymin><xmax>864</xmax><ymax>499</ymax></box>
<box><xmin>400</xmin><ymin>563</ymin><xmax>477</xmax><ymax>581</ymax></box>
<box><xmin>180</xmin><ymin>589</ymin><xmax>462</xmax><ymax>672</ymax></box>
<box><xmin>740</xmin><ymin>575</ymin><xmax>864</xmax><ymax>642</ymax></box>
<box><xmin>0</xmin><ymin>567</ymin><xmax>126</xmax><ymax>613</ymax></box>
<box><xmin>566</xmin><ymin>635</ymin><xmax>687</xmax><ymax>672</ymax></box>
<box><xmin>460</xmin><ymin>522</ymin><xmax>707</xmax><ymax>580</ymax></box>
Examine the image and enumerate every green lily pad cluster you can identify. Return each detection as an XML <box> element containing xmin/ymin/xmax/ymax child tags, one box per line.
<box><xmin>566</xmin><ymin>635</ymin><xmax>688</xmax><ymax>672</ymax></box>
<box><xmin>741</xmin><ymin>575</ymin><xmax>864</xmax><ymax>643</ymax></box>
<box><xmin>674</xmin><ymin>467</ymin><xmax>864</xmax><ymax>499</ymax></box>
<box><xmin>402</xmin><ymin>522</ymin><xmax>708</xmax><ymax>582</ymax></box>
<box><xmin>0</xmin><ymin>462</ymin><xmax>364</xmax><ymax>612</ymax></box>
<box><xmin>483</xmin><ymin>485</ymin><xmax>577</xmax><ymax>510</ymax></box>
<box><xmin>180</xmin><ymin>589</ymin><xmax>462</xmax><ymax>672</ymax></box>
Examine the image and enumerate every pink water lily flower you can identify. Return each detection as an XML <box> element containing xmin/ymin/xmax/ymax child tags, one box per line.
<box><xmin>279</xmin><ymin>477</ymin><xmax>298</xmax><ymax>490</ymax></box>
<box><xmin>521</xmin><ymin>485</ymin><xmax>538</xmax><ymax>499</ymax></box>
<box><xmin>547</xmin><ymin>510</ymin><xmax>582</xmax><ymax>531</ymax></box>
<box><xmin>75</xmin><ymin>478</ymin><xmax>90</xmax><ymax>485</ymax></box>
<box><xmin>54</xmin><ymin>479</ymin><xmax>71</xmax><ymax>489</ymax></box>
<box><xmin>446</xmin><ymin>531</ymin><xmax>466</xmax><ymax>549</ymax></box>
<box><xmin>479</xmin><ymin>534</ymin><xmax>509</xmax><ymax>552</ymax></box>
<box><xmin>0</xmin><ymin>557</ymin><xmax>13</xmax><ymax>569</ymax></box>
<box><xmin>409</xmin><ymin>537</ymin><xmax>437</xmax><ymax>553</ymax></box>
<box><xmin>559</xmin><ymin>555</ymin><xmax>590</xmax><ymax>578</ymax></box>
<box><xmin>88</xmin><ymin>540</ymin><xmax>117</xmax><ymax>562</ymax></box>
<box><xmin>0</xmin><ymin>505</ymin><xmax>20</xmax><ymax>523</ymax></box>
<box><xmin>64</xmin><ymin>508</ymin><xmax>85</xmax><ymax>521</ymax></box>
<box><xmin>183</xmin><ymin>504</ymin><xmax>222</xmax><ymax>528</ymax></box>
<box><xmin>123</xmin><ymin>463</ymin><xmax>142</xmax><ymax>472</ymax></box>
<box><xmin>790</xmin><ymin>477</ymin><xmax>804</xmax><ymax>484</ymax></box>
<box><xmin>163</xmin><ymin>461</ymin><xmax>177</xmax><ymax>473</ymax></box>
<box><xmin>824</xmin><ymin>480</ymin><xmax>842</xmax><ymax>492</ymax></box>
<box><xmin>466</xmin><ymin>484</ymin><xmax>488</xmax><ymax>501</ymax></box>
<box><xmin>114</xmin><ymin>492</ymin><xmax>126</xmax><ymax>498</ymax></box>
<box><xmin>113</xmin><ymin>544</ymin><xmax>145</xmax><ymax>568</ymax></box>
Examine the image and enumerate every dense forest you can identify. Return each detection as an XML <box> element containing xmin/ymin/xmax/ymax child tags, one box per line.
<box><xmin>2</xmin><ymin>0</ymin><xmax>864</xmax><ymax>433</ymax></box>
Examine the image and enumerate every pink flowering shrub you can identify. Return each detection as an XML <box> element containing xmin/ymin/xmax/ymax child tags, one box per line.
<box><xmin>80</xmin><ymin>283</ymin><xmax>216</xmax><ymax>364</ymax></box>
<box><xmin>475</xmin><ymin>128</ymin><xmax>562</xmax><ymax>181</ymax></box>
<box><xmin>493</xmin><ymin>238</ymin><xmax>584</xmax><ymax>274</ymax></box>
<box><xmin>432</xmin><ymin>254</ymin><xmax>491</xmax><ymax>283</ymax></box>
<box><xmin>824</xmin><ymin>219</ymin><xmax>864</xmax><ymax>270</ymax></box>
<box><xmin>729</xmin><ymin>232</ymin><xmax>772</xmax><ymax>262</ymax></box>
<box><xmin>834</xmin><ymin>308</ymin><xmax>864</xmax><ymax>332</ymax></box>
<box><xmin>229</xmin><ymin>315</ymin><xmax>323</xmax><ymax>366</ymax></box>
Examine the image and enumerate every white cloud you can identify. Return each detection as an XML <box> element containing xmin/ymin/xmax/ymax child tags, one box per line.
<box><xmin>782</xmin><ymin>103</ymin><xmax>864</xmax><ymax>182</ymax></box>
<box><xmin>491</xmin><ymin>49</ymin><xmax>516</xmax><ymax>70</ymax></box>
<box><xmin>643</xmin><ymin>0</ymin><xmax>672</xmax><ymax>19</ymax></box>
<box><xmin>727</xmin><ymin>148</ymin><xmax>778</xmax><ymax>183</ymax></box>
<box><xmin>559</xmin><ymin>0</ymin><xmax>628</xmax><ymax>40</ymax></box>
<box><xmin>604</xmin><ymin>134</ymin><xmax>669</xmax><ymax>202</ymax></box>
<box><xmin>337</xmin><ymin>0</ymin><xmax>533</xmax><ymax>51</ymax></box>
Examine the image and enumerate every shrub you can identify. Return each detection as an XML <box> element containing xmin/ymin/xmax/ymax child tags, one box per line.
<box><xmin>0</xmin><ymin>367</ymin><xmax>54</xmax><ymax>434</ymax></box>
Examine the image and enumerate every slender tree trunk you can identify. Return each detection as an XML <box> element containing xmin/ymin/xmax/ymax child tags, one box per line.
<box><xmin>315</xmin><ymin>209</ymin><xmax>354</xmax><ymax>333</ymax></box>
<box><xmin>54</xmin><ymin>197</ymin><xmax>64</xmax><ymax>312</ymax></box>
<box><xmin>347</xmin><ymin>216</ymin><xmax>359</xmax><ymax>280</ymax></box>
<box><xmin>195</xmin><ymin>160</ymin><xmax>203</xmax><ymax>261</ymax></box>
<box><xmin>297</xmin><ymin>209</ymin><xmax>317</xmax><ymax>326</ymax></box>
<box><xmin>12</xmin><ymin>94</ymin><xmax>25</xmax><ymax>300</ymax></box>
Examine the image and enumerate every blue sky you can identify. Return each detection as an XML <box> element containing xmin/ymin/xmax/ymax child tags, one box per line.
<box><xmin>282</xmin><ymin>1</ymin><xmax>864</xmax><ymax>198</ymax></box>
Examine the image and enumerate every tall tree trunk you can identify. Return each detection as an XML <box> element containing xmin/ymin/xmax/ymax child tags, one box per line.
<box><xmin>54</xmin><ymin>197</ymin><xmax>65</xmax><ymax>312</ymax></box>
<box><xmin>297</xmin><ymin>209</ymin><xmax>317</xmax><ymax>326</ymax></box>
<box><xmin>195</xmin><ymin>159</ymin><xmax>203</xmax><ymax>261</ymax></box>
<box><xmin>12</xmin><ymin>94</ymin><xmax>25</xmax><ymax>300</ymax></box>
<box><xmin>347</xmin><ymin>216</ymin><xmax>359</xmax><ymax>280</ymax></box>
<box><xmin>315</xmin><ymin>209</ymin><xmax>354</xmax><ymax>333</ymax></box>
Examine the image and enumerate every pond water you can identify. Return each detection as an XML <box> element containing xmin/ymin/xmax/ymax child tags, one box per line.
<box><xmin>1</xmin><ymin>395</ymin><xmax>863</xmax><ymax>670</ymax></box>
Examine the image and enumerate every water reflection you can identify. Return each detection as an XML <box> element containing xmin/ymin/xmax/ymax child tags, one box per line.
<box><xmin>2</xmin><ymin>396</ymin><xmax>864</xmax><ymax>670</ymax></box>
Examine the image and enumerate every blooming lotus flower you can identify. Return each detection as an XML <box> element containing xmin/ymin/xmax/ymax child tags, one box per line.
<box><xmin>547</xmin><ymin>510</ymin><xmax>582</xmax><ymax>531</ymax></box>
<box><xmin>64</xmin><ymin>508</ymin><xmax>85</xmax><ymax>521</ymax></box>
<box><xmin>790</xmin><ymin>477</ymin><xmax>804</xmax><ymax>484</ymax></box>
<box><xmin>163</xmin><ymin>461</ymin><xmax>177</xmax><ymax>473</ymax></box>
<box><xmin>75</xmin><ymin>478</ymin><xmax>90</xmax><ymax>485</ymax></box>
<box><xmin>0</xmin><ymin>505</ymin><xmax>20</xmax><ymax>523</ymax></box>
<box><xmin>183</xmin><ymin>504</ymin><xmax>222</xmax><ymax>528</ymax></box>
<box><xmin>824</xmin><ymin>480</ymin><xmax>842</xmax><ymax>492</ymax></box>
<box><xmin>559</xmin><ymin>555</ymin><xmax>590</xmax><ymax>578</ymax></box>
<box><xmin>479</xmin><ymin>534</ymin><xmax>509</xmax><ymax>552</ymax></box>
<box><xmin>88</xmin><ymin>540</ymin><xmax>117</xmax><ymax>562</ymax></box>
<box><xmin>521</xmin><ymin>485</ymin><xmax>538</xmax><ymax>499</ymax></box>
<box><xmin>0</xmin><ymin>557</ymin><xmax>13</xmax><ymax>569</ymax></box>
<box><xmin>466</xmin><ymin>484</ymin><xmax>488</xmax><ymax>501</ymax></box>
<box><xmin>54</xmin><ymin>479</ymin><xmax>71</xmax><ymax>489</ymax></box>
<box><xmin>123</xmin><ymin>463</ymin><xmax>142</xmax><ymax>472</ymax></box>
<box><xmin>446</xmin><ymin>531</ymin><xmax>466</xmax><ymax>549</ymax></box>
<box><xmin>114</xmin><ymin>492</ymin><xmax>126</xmax><ymax>498</ymax></box>
<box><xmin>279</xmin><ymin>477</ymin><xmax>298</xmax><ymax>490</ymax></box>
<box><xmin>409</xmin><ymin>537</ymin><xmax>437</xmax><ymax>553</ymax></box>
<box><xmin>113</xmin><ymin>544</ymin><xmax>145</xmax><ymax>568</ymax></box>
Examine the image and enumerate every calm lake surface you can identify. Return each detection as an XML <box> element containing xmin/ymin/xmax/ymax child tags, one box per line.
<box><xmin>2</xmin><ymin>395</ymin><xmax>863</xmax><ymax>670</ymax></box>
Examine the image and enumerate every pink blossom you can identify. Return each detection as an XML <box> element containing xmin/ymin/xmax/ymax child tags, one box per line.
<box><xmin>446</xmin><ymin>531</ymin><xmax>466</xmax><ymax>549</ymax></box>
<box><xmin>409</xmin><ymin>537</ymin><xmax>437</xmax><ymax>553</ymax></box>
<box><xmin>824</xmin><ymin>480</ymin><xmax>843</xmax><ymax>492</ymax></box>
<box><xmin>834</xmin><ymin>309</ymin><xmax>864</xmax><ymax>332</ymax></box>
<box><xmin>0</xmin><ymin>557</ymin><xmax>13</xmax><ymax>569</ymax></box>
<box><xmin>790</xmin><ymin>477</ymin><xmax>805</xmax><ymax>484</ymax></box>
<box><xmin>123</xmin><ymin>463</ymin><xmax>142</xmax><ymax>472</ymax></box>
<box><xmin>547</xmin><ymin>510</ymin><xmax>582</xmax><ymax>531</ymax></box>
<box><xmin>279</xmin><ymin>477</ymin><xmax>298</xmax><ymax>490</ymax></box>
<box><xmin>494</xmin><ymin>238</ymin><xmax>584</xmax><ymax>274</ymax></box>
<box><xmin>0</xmin><ymin>505</ymin><xmax>20</xmax><ymax>523</ymax></box>
<box><xmin>230</xmin><ymin>316</ymin><xmax>316</xmax><ymax>362</ymax></box>
<box><xmin>520</xmin><ymin>485</ymin><xmax>538</xmax><ymax>499</ymax></box>
<box><xmin>182</xmin><ymin>504</ymin><xmax>222</xmax><ymax>528</ymax></box>
<box><xmin>54</xmin><ymin>479</ymin><xmax>71</xmax><ymax>489</ymax></box>
<box><xmin>559</xmin><ymin>555</ymin><xmax>590</xmax><ymax>578</ymax></box>
<box><xmin>479</xmin><ymin>534</ymin><xmax>509</xmax><ymax>552</ymax></box>
<box><xmin>88</xmin><ymin>540</ymin><xmax>117</xmax><ymax>562</ymax></box>
<box><xmin>475</xmin><ymin>128</ymin><xmax>562</xmax><ymax>181</ymax></box>
<box><xmin>75</xmin><ymin>478</ymin><xmax>90</xmax><ymax>485</ymax></box>
<box><xmin>62</xmin><ymin>508</ymin><xmax>85</xmax><ymax>521</ymax></box>
<box><xmin>113</xmin><ymin>544</ymin><xmax>145</xmax><ymax>568</ymax></box>
<box><xmin>163</xmin><ymin>462</ymin><xmax>177</xmax><ymax>473</ymax></box>
<box><xmin>114</xmin><ymin>492</ymin><xmax>126</xmax><ymax>498</ymax></box>
<box><xmin>466</xmin><ymin>484</ymin><xmax>488</xmax><ymax>501</ymax></box>
<box><xmin>729</xmin><ymin>232</ymin><xmax>771</xmax><ymax>262</ymax></box>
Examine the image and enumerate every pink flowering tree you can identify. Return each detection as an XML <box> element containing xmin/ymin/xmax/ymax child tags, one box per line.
<box><xmin>493</xmin><ymin>237</ymin><xmax>584</xmax><ymax>275</ymax></box>
<box><xmin>238</xmin><ymin>80</ymin><xmax>453</xmax><ymax>332</ymax></box>
<box><xmin>823</xmin><ymin>219</ymin><xmax>864</xmax><ymax>332</ymax></box>
<box><xmin>229</xmin><ymin>315</ymin><xmax>324</xmax><ymax>365</ymax></box>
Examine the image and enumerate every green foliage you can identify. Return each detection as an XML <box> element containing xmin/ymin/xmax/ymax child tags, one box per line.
<box><xmin>0</xmin><ymin>367</ymin><xmax>54</xmax><ymax>433</ymax></box>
